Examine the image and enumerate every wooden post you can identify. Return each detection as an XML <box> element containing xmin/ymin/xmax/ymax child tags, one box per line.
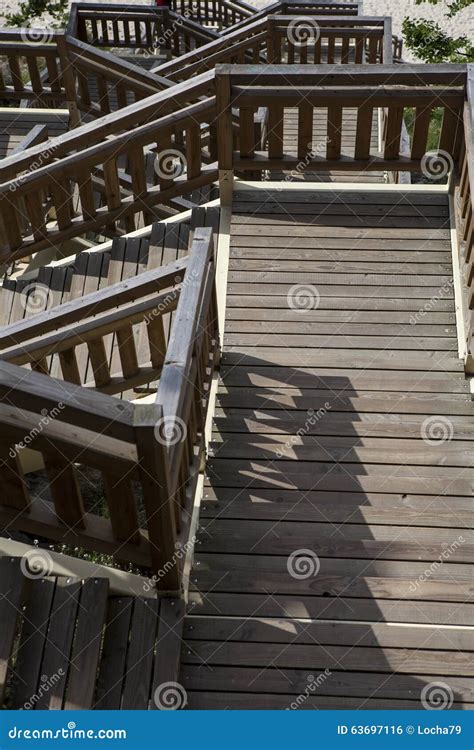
<box><xmin>133</xmin><ymin>402</ymin><xmax>181</xmax><ymax>595</ymax></box>
<box><xmin>215</xmin><ymin>65</ymin><xmax>233</xmax><ymax>206</ymax></box>
<box><xmin>56</xmin><ymin>35</ymin><xmax>81</xmax><ymax>128</ymax></box>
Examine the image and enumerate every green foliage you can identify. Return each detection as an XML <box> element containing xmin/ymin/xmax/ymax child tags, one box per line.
<box><xmin>403</xmin><ymin>0</ymin><xmax>474</xmax><ymax>63</ymax></box>
<box><xmin>3</xmin><ymin>0</ymin><xmax>68</xmax><ymax>28</ymax></box>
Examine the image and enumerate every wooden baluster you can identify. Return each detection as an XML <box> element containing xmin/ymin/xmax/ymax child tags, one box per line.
<box><xmin>116</xmin><ymin>325</ymin><xmax>140</xmax><ymax>380</ymax></box>
<box><xmin>268</xmin><ymin>105</ymin><xmax>284</xmax><ymax>160</ymax></box>
<box><xmin>87</xmin><ymin>338</ymin><xmax>112</xmax><ymax>388</ymax></box>
<box><xmin>341</xmin><ymin>36</ymin><xmax>350</xmax><ymax>64</ymax></box>
<box><xmin>0</xmin><ymin>442</ymin><xmax>30</xmax><ymax>510</ymax></box>
<box><xmin>327</xmin><ymin>107</ymin><xmax>343</xmax><ymax>160</ymax></box>
<box><xmin>103</xmin><ymin>473</ymin><xmax>140</xmax><ymax>544</ymax></box>
<box><xmin>297</xmin><ymin>103</ymin><xmax>313</xmax><ymax>160</ymax></box>
<box><xmin>44</xmin><ymin>452</ymin><xmax>86</xmax><ymax>529</ymax></box>
<box><xmin>59</xmin><ymin>348</ymin><xmax>82</xmax><ymax>385</ymax></box>
<box><xmin>383</xmin><ymin>107</ymin><xmax>404</xmax><ymax>160</ymax></box>
<box><xmin>355</xmin><ymin>105</ymin><xmax>373</xmax><ymax>159</ymax></box>
<box><xmin>410</xmin><ymin>106</ymin><xmax>432</xmax><ymax>160</ymax></box>
<box><xmin>186</xmin><ymin>124</ymin><xmax>201</xmax><ymax>179</ymax></box>
<box><xmin>103</xmin><ymin>156</ymin><xmax>122</xmax><ymax>212</ymax></box>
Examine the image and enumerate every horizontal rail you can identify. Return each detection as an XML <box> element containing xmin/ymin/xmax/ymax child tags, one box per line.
<box><xmin>0</xmin><ymin>226</ymin><xmax>219</xmax><ymax>590</ymax></box>
<box><xmin>153</xmin><ymin>14</ymin><xmax>395</xmax><ymax>80</ymax></box>
<box><xmin>215</xmin><ymin>64</ymin><xmax>466</xmax><ymax>177</ymax></box>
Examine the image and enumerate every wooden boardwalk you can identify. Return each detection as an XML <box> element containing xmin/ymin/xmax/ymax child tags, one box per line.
<box><xmin>181</xmin><ymin>186</ymin><xmax>474</xmax><ymax>709</ymax></box>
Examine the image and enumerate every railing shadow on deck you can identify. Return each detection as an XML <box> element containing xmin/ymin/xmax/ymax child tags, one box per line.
<box><xmin>0</xmin><ymin>226</ymin><xmax>219</xmax><ymax>594</ymax></box>
<box><xmin>203</xmin><ymin>347</ymin><xmax>469</xmax><ymax>707</ymax></box>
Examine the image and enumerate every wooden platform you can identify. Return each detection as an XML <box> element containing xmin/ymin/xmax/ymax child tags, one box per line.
<box><xmin>181</xmin><ymin>186</ymin><xmax>474</xmax><ymax>709</ymax></box>
<box><xmin>0</xmin><ymin>556</ymin><xmax>184</xmax><ymax>710</ymax></box>
<box><xmin>0</xmin><ymin>109</ymin><xmax>69</xmax><ymax>158</ymax></box>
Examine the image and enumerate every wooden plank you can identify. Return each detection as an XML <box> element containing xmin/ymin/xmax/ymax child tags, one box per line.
<box><xmin>183</xmin><ymin>641</ymin><xmax>473</xmax><ymax>676</ymax></box>
<box><xmin>181</xmin><ymin>666</ymin><xmax>473</xmax><ymax>702</ymax></box>
<box><xmin>197</xmin><ymin>519</ymin><xmax>472</xmax><ymax>562</ymax></box>
<box><xmin>200</xmin><ymin>488</ymin><xmax>472</xmax><ymax>528</ymax></box>
<box><xmin>10</xmin><ymin>577</ymin><xmax>56</xmax><ymax>710</ymax></box>
<box><xmin>184</xmin><ymin>616</ymin><xmax>473</xmax><ymax>651</ymax></box>
<box><xmin>35</xmin><ymin>577</ymin><xmax>81</xmax><ymax>709</ymax></box>
<box><xmin>151</xmin><ymin>598</ymin><xmax>185</xmax><ymax>710</ymax></box>
<box><xmin>187</xmin><ymin>592</ymin><xmax>474</xmax><ymax>625</ymax></box>
<box><xmin>65</xmin><ymin>577</ymin><xmax>109</xmax><ymax>709</ymax></box>
<box><xmin>0</xmin><ymin>557</ymin><xmax>27</xmax><ymax>705</ymax></box>
<box><xmin>121</xmin><ymin>597</ymin><xmax>159</xmax><ymax>709</ymax></box>
<box><xmin>94</xmin><ymin>596</ymin><xmax>133</xmax><ymax>710</ymax></box>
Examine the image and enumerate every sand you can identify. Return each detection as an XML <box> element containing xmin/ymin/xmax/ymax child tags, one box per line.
<box><xmin>0</xmin><ymin>0</ymin><xmax>472</xmax><ymax>63</ymax></box>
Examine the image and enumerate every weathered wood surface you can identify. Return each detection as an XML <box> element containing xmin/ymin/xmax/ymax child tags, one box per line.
<box><xmin>0</xmin><ymin>560</ymin><xmax>182</xmax><ymax>710</ymax></box>
<box><xmin>184</xmin><ymin>188</ymin><xmax>474</xmax><ymax>709</ymax></box>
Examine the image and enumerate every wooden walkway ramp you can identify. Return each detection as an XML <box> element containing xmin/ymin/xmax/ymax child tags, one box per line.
<box><xmin>181</xmin><ymin>185</ymin><xmax>474</xmax><ymax>709</ymax></box>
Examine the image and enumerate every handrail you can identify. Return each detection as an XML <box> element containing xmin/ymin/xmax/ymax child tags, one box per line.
<box><xmin>67</xmin><ymin>3</ymin><xmax>218</xmax><ymax>53</ymax></box>
<box><xmin>152</xmin><ymin>14</ymin><xmax>395</xmax><ymax>80</ymax></box>
<box><xmin>215</xmin><ymin>64</ymin><xmax>467</xmax><ymax>179</ymax></box>
<box><xmin>0</xmin><ymin>226</ymin><xmax>219</xmax><ymax>591</ymax></box>
<box><xmin>453</xmin><ymin>64</ymin><xmax>474</xmax><ymax>370</ymax></box>
<box><xmin>0</xmin><ymin>30</ymin><xmax>66</xmax><ymax>105</ymax></box>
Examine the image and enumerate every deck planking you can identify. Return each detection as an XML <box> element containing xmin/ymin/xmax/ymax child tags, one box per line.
<box><xmin>182</xmin><ymin>187</ymin><xmax>474</xmax><ymax>709</ymax></box>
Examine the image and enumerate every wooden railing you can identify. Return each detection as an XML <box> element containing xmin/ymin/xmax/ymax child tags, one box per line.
<box><xmin>0</xmin><ymin>30</ymin><xmax>66</xmax><ymax>105</ymax></box>
<box><xmin>171</xmin><ymin>0</ymin><xmax>254</xmax><ymax>28</ymax></box>
<box><xmin>67</xmin><ymin>3</ymin><xmax>217</xmax><ymax>55</ymax></box>
<box><xmin>153</xmin><ymin>15</ymin><xmax>393</xmax><ymax>80</ymax></box>
<box><xmin>0</xmin><ymin>72</ymin><xmax>216</xmax><ymax>262</ymax></box>
<box><xmin>266</xmin><ymin>16</ymin><xmax>392</xmax><ymax>64</ymax></box>
<box><xmin>216</xmin><ymin>65</ymin><xmax>466</xmax><ymax>177</ymax></box>
<box><xmin>64</xmin><ymin>36</ymin><xmax>171</xmax><ymax>119</ymax></box>
<box><xmin>454</xmin><ymin>65</ymin><xmax>474</xmax><ymax>370</ymax></box>
<box><xmin>0</xmin><ymin>226</ymin><xmax>219</xmax><ymax>591</ymax></box>
<box><xmin>221</xmin><ymin>0</ymin><xmax>361</xmax><ymax>34</ymax></box>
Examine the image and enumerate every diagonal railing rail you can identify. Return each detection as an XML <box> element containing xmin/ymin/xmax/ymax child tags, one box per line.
<box><xmin>0</xmin><ymin>226</ymin><xmax>219</xmax><ymax>591</ymax></box>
